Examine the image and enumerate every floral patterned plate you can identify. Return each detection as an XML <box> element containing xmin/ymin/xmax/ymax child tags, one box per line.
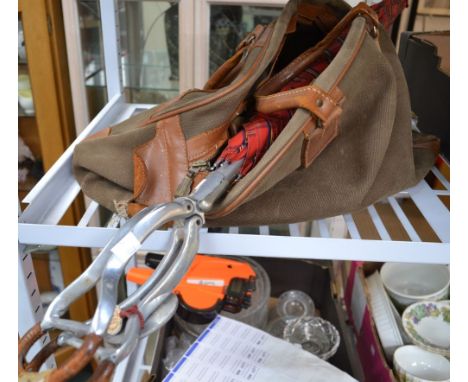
<box><xmin>402</xmin><ymin>300</ymin><xmax>450</xmax><ymax>357</ymax></box>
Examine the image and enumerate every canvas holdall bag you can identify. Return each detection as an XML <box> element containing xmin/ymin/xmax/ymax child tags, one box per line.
<box><xmin>73</xmin><ymin>0</ymin><xmax>439</xmax><ymax>227</ymax></box>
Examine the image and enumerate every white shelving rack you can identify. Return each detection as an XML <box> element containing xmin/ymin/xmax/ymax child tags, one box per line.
<box><xmin>18</xmin><ymin>0</ymin><xmax>449</xmax><ymax>379</ymax></box>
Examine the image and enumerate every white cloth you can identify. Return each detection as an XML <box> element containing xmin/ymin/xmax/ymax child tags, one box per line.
<box><xmin>163</xmin><ymin>316</ymin><xmax>357</xmax><ymax>382</ymax></box>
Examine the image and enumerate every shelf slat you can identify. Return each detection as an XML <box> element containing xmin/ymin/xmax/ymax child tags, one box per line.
<box><xmin>387</xmin><ymin>196</ymin><xmax>421</xmax><ymax>242</ymax></box>
<box><xmin>406</xmin><ymin>180</ymin><xmax>450</xmax><ymax>243</ymax></box>
<box><xmin>18</xmin><ymin>224</ymin><xmax>449</xmax><ymax>265</ymax></box>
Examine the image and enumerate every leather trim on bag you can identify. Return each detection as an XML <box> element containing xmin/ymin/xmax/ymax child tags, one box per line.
<box><xmin>257</xmin><ymin>45</ymin><xmax>329</xmax><ymax>96</ymax></box>
<box><xmin>412</xmin><ymin>133</ymin><xmax>441</xmax><ymax>156</ymax></box>
<box><xmin>204</xmin><ymin>47</ymin><xmax>247</xmax><ymax>91</ymax></box>
<box><xmin>83</xmin><ymin>127</ymin><xmax>111</xmax><ymax>141</ymax></box>
<box><xmin>187</xmin><ymin>124</ymin><xmax>229</xmax><ymax>162</ymax></box>
<box><xmin>236</xmin><ymin>24</ymin><xmax>266</xmax><ymax>51</ymax></box>
<box><xmin>133</xmin><ymin>115</ymin><xmax>188</xmax><ymax>206</ymax></box>
<box><xmin>329</xmin><ymin>20</ymin><xmax>369</xmax><ymax>90</ymax></box>
<box><xmin>256</xmin><ymin>84</ymin><xmax>343</xmax><ymax>123</ymax></box>
<box><xmin>127</xmin><ymin>202</ymin><xmax>146</xmax><ymax>217</ymax></box>
<box><xmin>133</xmin><ymin>154</ymin><xmax>147</xmax><ymax>199</ymax></box>
<box><xmin>140</xmin><ymin>24</ymin><xmax>274</xmax><ymax>127</ymax></box>
<box><xmin>286</xmin><ymin>14</ymin><xmax>298</xmax><ymax>34</ymax></box>
<box><xmin>297</xmin><ymin>3</ymin><xmax>339</xmax><ymax>30</ymax></box>
<box><xmin>301</xmin><ymin>102</ymin><xmax>342</xmax><ymax>168</ymax></box>
<box><xmin>138</xmin><ymin>91</ymin><xmax>192</xmax><ymax>127</ymax></box>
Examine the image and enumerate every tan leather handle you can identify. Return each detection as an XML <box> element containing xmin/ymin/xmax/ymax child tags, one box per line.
<box><xmin>256</xmin><ymin>2</ymin><xmax>379</xmax><ymax>97</ymax></box>
<box><xmin>18</xmin><ymin>323</ymin><xmax>45</xmax><ymax>375</ymax></box>
<box><xmin>204</xmin><ymin>47</ymin><xmax>246</xmax><ymax>90</ymax></box>
<box><xmin>46</xmin><ymin>333</ymin><xmax>103</xmax><ymax>382</ymax></box>
<box><xmin>256</xmin><ymin>84</ymin><xmax>342</xmax><ymax>123</ymax></box>
<box><xmin>305</xmin><ymin>2</ymin><xmax>378</xmax><ymax>54</ymax></box>
<box><xmin>255</xmin><ymin>3</ymin><xmax>376</xmax><ymax>121</ymax></box>
<box><xmin>88</xmin><ymin>360</ymin><xmax>116</xmax><ymax>382</ymax></box>
<box><xmin>204</xmin><ymin>24</ymin><xmax>266</xmax><ymax>91</ymax></box>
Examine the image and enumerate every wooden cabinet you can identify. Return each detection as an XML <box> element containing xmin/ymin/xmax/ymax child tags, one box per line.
<box><xmin>19</xmin><ymin>0</ymin><xmax>96</xmax><ymax>322</ymax></box>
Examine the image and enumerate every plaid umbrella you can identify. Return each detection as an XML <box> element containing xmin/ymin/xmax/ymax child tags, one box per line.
<box><xmin>216</xmin><ymin>0</ymin><xmax>407</xmax><ymax>177</ymax></box>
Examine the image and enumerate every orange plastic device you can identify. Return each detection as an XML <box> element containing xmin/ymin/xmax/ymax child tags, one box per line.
<box><xmin>127</xmin><ymin>255</ymin><xmax>256</xmax><ymax>315</ymax></box>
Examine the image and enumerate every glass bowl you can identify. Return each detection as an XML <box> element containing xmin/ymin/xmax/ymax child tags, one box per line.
<box><xmin>276</xmin><ymin>290</ymin><xmax>315</xmax><ymax>318</ymax></box>
<box><xmin>283</xmin><ymin>316</ymin><xmax>340</xmax><ymax>360</ymax></box>
<box><xmin>266</xmin><ymin>316</ymin><xmax>297</xmax><ymax>339</ymax></box>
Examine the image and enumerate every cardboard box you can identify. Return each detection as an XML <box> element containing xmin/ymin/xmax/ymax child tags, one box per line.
<box><xmin>155</xmin><ymin>258</ymin><xmax>365</xmax><ymax>381</ymax></box>
<box><xmin>344</xmin><ymin>262</ymin><xmax>397</xmax><ymax>382</ymax></box>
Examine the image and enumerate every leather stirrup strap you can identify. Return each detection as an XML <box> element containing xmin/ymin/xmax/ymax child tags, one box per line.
<box><xmin>18</xmin><ymin>323</ymin><xmax>44</xmax><ymax>375</ymax></box>
<box><xmin>46</xmin><ymin>333</ymin><xmax>103</xmax><ymax>382</ymax></box>
<box><xmin>24</xmin><ymin>337</ymin><xmax>60</xmax><ymax>372</ymax></box>
<box><xmin>19</xmin><ymin>330</ymin><xmax>104</xmax><ymax>382</ymax></box>
<box><xmin>88</xmin><ymin>360</ymin><xmax>116</xmax><ymax>382</ymax></box>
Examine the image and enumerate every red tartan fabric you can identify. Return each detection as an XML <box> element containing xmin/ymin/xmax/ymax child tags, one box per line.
<box><xmin>216</xmin><ymin>0</ymin><xmax>407</xmax><ymax>176</ymax></box>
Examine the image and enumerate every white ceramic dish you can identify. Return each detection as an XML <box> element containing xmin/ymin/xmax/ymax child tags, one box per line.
<box><xmin>402</xmin><ymin>301</ymin><xmax>450</xmax><ymax>357</ymax></box>
<box><xmin>380</xmin><ymin>263</ymin><xmax>449</xmax><ymax>309</ymax></box>
<box><xmin>389</xmin><ymin>297</ymin><xmax>412</xmax><ymax>344</ymax></box>
<box><xmin>18</xmin><ymin>74</ymin><xmax>31</xmax><ymax>90</ymax></box>
<box><xmin>393</xmin><ymin>345</ymin><xmax>449</xmax><ymax>382</ymax></box>
<box><xmin>366</xmin><ymin>271</ymin><xmax>403</xmax><ymax>361</ymax></box>
<box><xmin>18</xmin><ymin>89</ymin><xmax>35</xmax><ymax>115</ymax></box>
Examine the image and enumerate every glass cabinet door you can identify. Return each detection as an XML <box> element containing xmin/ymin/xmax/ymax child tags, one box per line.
<box><xmin>65</xmin><ymin>0</ymin><xmax>289</xmax><ymax>116</ymax></box>
<box><xmin>194</xmin><ymin>0</ymin><xmax>286</xmax><ymax>88</ymax></box>
<box><xmin>18</xmin><ymin>14</ymin><xmax>43</xmax><ymax>198</ymax></box>
<box><xmin>118</xmin><ymin>0</ymin><xmax>180</xmax><ymax>103</ymax></box>
<box><xmin>77</xmin><ymin>0</ymin><xmax>108</xmax><ymax>120</ymax></box>
<box><xmin>208</xmin><ymin>4</ymin><xmax>282</xmax><ymax>75</ymax></box>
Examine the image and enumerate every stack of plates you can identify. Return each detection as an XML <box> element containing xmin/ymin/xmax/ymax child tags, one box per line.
<box><xmin>366</xmin><ymin>271</ymin><xmax>404</xmax><ymax>361</ymax></box>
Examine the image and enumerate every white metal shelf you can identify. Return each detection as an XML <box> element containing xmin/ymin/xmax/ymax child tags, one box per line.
<box><xmin>18</xmin><ymin>97</ymin><xmax>450</xmax><ymax>264</ymax></box>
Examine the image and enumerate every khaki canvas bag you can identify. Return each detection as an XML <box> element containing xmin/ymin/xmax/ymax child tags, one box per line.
<box><xmin>73</xmin><ymin>0</ymin><xmax>439</xmax><ymax>227</ymax></box>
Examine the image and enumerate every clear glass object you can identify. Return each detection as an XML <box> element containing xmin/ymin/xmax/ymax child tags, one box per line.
<box><xmin>266</xmin><ymin>316</ymin><xmax>297</xmax><ymax>339</ymax></box>
<box><xmin>283</xmin><ymin>316</ymin><xmax>340</xmax><ymax>360</ymax></box>
<box><xmin>77</xmin><ymin>0</ymin><xmax>108</xmax><ymax>119</ymax></box>
<box><xmin>118</xmin><ymin>0</ymin><xmax>179</xmax><ymax>103</ymax></box>
<box><xmin>276</xmin><ymin>290</ymin><xmax>315</xmax><ymax>318</ymax></box>
<box><xmin>209</xmin><ymin>5</ymin><xmax>282</xmax><ymax>75</ymax></box>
